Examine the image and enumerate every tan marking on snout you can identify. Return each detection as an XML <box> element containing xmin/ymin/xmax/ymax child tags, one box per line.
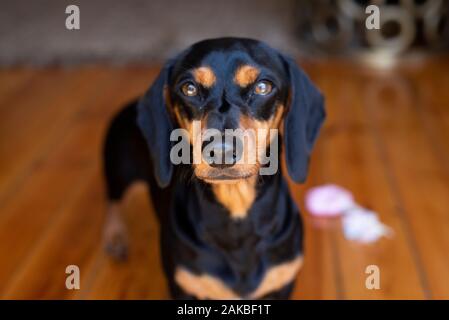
<box><xmin>175</xmin><ymin>267</ymin><xmax>240</xmax><ymax>300</ymax></box>
<box><xmin>249</xmin><ymin>255</ymin><xmax>303</xmax><ymax>299</ymax></box>
<box><xmin>172</xmin><ymin>106</ymin><xmax>208</xmax><ymax>144</ymax></box>
<box><xmin>207</xmin><ymin>105</ymin><xmax>285</xmax><ymax>219</ymax></box>
<box><xmin>239</xmin><ymin>104</ymin><xmax>285</xmax><ymax>160</ymax></box>
<box><xmin>166</xmin><ymin>86</ymin><xmax>194</xmax><ymax>134</ymax></box>
<box><xmin>193</xmin><ymin>66</ymin><xmax>216</xmax><ymax>88</ymax></box>
<box><xmin>240</xmin><ymin>104</ymin><xmax>285</xmax><ymax>133</ymax></box>
<box><xmin>234</xmin><ymin>65</ymin><xmax>260</xmax><ymax>87</ymax></box>
<box><xmin>211</xmin><ymin>176</ymin><xmax>257</xmax><ymax>219</ymax></box>
<box><xmin>173</xmin><ymin>105</ymin><xmax>192</xmax><ymax>135</ymax></box>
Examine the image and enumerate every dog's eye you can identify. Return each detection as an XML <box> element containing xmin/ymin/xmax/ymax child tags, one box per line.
<box><xmin>254</xmin><ymin>80</ymin><xmax>273</xmax><ymax>95</ymax></box>
<box><xmin>181</xmin><ymin>82</ymin><xmax>198</xmax><ymax>97</ymax></box>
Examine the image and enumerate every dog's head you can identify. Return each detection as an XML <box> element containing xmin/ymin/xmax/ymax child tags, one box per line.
<box><xmin>137</xmin><ymin>38</ymin><xmax>325</xmax><ymax>187</ymax></box>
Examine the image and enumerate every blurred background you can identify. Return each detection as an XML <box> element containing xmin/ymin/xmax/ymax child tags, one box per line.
<box><xmin>0</xmin><ymin>0</ymin><xmax>448</xmax><ymax>299</ymax></box>
<box><xmin>2</xmin><ymin>0</ymin><xmax>448</xmax><ymax>65</ymax></box>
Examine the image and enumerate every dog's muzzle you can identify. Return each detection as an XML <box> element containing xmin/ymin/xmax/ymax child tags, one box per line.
<box><xmin>201</xmin><ymin>135</ymin><xmax>243</xmax><ymax>169</ymax></box>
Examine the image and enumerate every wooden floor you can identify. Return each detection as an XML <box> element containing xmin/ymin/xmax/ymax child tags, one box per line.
<box><xmin>1</xmin><ymin>57</ymin><xmax>449</xmax><ymax>299</ymax></box>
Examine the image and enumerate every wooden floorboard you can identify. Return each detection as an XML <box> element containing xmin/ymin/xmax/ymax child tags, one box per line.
<box><xmin>0</xmin><ymin>68</ymin><xmax>36</xmax><ymax>103</ymax></box>
<box><xmin>362</xmin><ymin>63</ymin><xmax>449</xmax><ymax>299</ymax></box>
<box><xmin>0</xmin><ymin>68</ymin><xmax>107</xmax><ymax>202</ymax></box>
<box><xmin>319</xmin><ymin>63</ymin><xmax>426</xmax><ymax>299</ymax></box>
<box><xmin>0</xmin><ymin>59</ymin><xmax>448</xmax><ymax>299</ymax></box>
<box><xmin>289</xmin><ymin>64</ymin><xmax>341</xmax><ymax>300</ymax></box>
<box><xmin>0</xmin><ymin>67</ymin><xmax>155</xmax><ymax>297</ymax></box>
<box><xmin>289</xmin><ymin>135</ymin><xmax>341</xmax><ymax>300</ymax></box>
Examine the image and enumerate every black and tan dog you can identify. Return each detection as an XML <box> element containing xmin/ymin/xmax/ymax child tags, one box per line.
<box><xmin>102</xmin><ymin>37</ymin><xmax>325</xmax><ymax>299</ymax></box>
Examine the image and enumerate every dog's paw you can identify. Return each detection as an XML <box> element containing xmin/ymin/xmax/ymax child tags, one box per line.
<box><xmin>103</xmin><ymin>229</ymin><xmax>129</xmax><ymax>261</ymax></box>
<box><xmin>102</xmin><ymin>204</ymin><xmax>129</xmax><ymax>261</ymax></box>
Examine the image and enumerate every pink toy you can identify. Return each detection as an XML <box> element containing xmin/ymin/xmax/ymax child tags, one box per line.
<box><xmin>305</xmin><ymin>184</ymin><xmax>393</xmax><ymax>243</ymax></box>
<box><xmin>305</xmin><ymin>184</ymin><xmax>354</xmax><ymax>217</ymax></box>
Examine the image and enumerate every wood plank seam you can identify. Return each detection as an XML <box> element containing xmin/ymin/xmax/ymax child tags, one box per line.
<box><xmin>0</xmin><ymin>165</ymin><xmax>98</xmax><ymax>297</ymax></box>
<box><xmin>364</xmin><ymin>94</ymin><xmax>433</xmax><ymax>300</ymax></box>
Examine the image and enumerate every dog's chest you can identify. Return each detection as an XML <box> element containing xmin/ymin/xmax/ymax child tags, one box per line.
<box><xmin>167</xmin><ymin>178</ymin><xmax>303</xmax><ymax>299</ymax></box>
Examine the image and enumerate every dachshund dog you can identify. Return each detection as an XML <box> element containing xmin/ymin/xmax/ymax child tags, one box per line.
<box><xmin>102</xmin><ymin>38</ymin><xmax>325</xmax><ymax>299</ymax></box>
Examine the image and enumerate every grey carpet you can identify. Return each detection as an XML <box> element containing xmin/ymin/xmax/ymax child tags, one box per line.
<box><xmin>0</xmin><ymin>0</ymin><xmax>299</xmax><ymax>65</ymax></box>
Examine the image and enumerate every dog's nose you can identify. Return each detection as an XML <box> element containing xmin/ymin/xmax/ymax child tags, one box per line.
<box><xmin>202</xmin><ymin>139</ymin><xmax>238</xmax><ymax>168</ymax></box>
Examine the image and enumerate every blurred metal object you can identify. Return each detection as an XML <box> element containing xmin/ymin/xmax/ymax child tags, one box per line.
<box><xmin>294</xmin><ymin>0</ymin><xmax>449</xmax><ymax>67</ymax></box>
<box><xmin>423</xmin><ymin>1</ymin><xmax>449</xmax><ymax>47</ymax></box>
<box><xmin>338</xmin><ymin>0</ymin><xmax>384</xmax><ymax>20</ymax></box>
<box><xmin>366</xmin><ymin>6</ymin><xmax>415</xmax><ymax>55</ymax></box>
<box><xmin>310</xmin><ymin>6</ymin><xmax>353</xmax><ymax>51</ymax></box>
<box><xmin>402</xmin><ymin>0</ymin><xmax>442</xmax><ymax>18</ymax></box>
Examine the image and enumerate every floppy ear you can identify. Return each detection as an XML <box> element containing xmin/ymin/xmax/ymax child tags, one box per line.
<box><xmin>282</xmin><ymin>56</ymin><xmax>326</xmax><ymax>183</ymax></box>
<box><xmin>137</xmin><ymin>62</ymin><xmax>174</xmax><ymax>188</ymax></box>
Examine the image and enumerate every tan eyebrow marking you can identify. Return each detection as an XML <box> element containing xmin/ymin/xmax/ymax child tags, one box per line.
<box><xmin>234</xmin><ymin>65</ymin><xmax>260</xmax><ymax>87</ymax></box>
<box><xmin>193</xmin><ymin>66</ymin><xmax>216</xmax><ymax>88</ymax></box>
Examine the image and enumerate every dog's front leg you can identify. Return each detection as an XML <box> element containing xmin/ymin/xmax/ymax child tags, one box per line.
<box><xmin>102</xmin><ymin>202</ymin><xmax>129</xmax><ymax>261</ymax></box>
